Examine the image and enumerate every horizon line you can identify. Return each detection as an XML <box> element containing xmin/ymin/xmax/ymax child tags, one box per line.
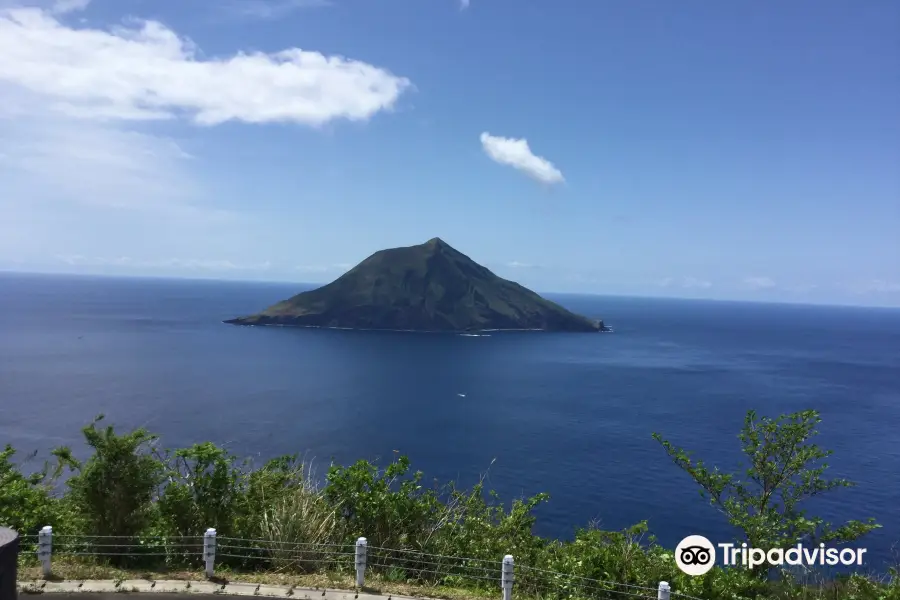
<box><xmin>2</xmin><ymin>268</ymin><xmax>899</xmax><ymax>312</ymax></box>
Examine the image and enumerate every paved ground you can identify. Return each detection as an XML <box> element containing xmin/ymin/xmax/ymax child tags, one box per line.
<box><xmin>17</xmin><ymin>580</ymin><xmax>417</xmax><ymax>600</ymax></box>
<box><xmin>23</xmin><ymin>596</ymin><xmax>242</xmax><ymax>600</ymax></box>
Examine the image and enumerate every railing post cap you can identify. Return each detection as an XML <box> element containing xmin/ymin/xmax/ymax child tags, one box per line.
<box><xmin>659</xmin><ymin>581</ymin><xmax>670</xmax><ymax>589</ymax></box>
<box><xmin>205</xmin><ymin>528</ymin><xmax>216</xmax><ymax>535</ymax></box>
<box><xmin>357</xmin><ymin>537</ymin><xmax>367</xmax><ymax>544</ymax></box>
<box><xmin>40</xmin><ymin>526</ymin><xmax>52</xmax><ymax>533</ymax></box>
<box><xmin>503</xmin><ymin>554</ymin><xmax>514</xmax><ymax>562</ymax></box>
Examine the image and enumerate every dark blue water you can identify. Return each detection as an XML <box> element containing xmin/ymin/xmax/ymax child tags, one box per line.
<box><xmin>2</xmin><ymin>272</ymin><xmax>899</xmax><ymax>569</ymax></box>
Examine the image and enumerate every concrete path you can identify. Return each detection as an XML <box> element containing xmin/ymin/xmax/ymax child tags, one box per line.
<box><xmin>17</xmin><ymin>580</ymin><xmax>420</xmax><ymax>600</ymax></box>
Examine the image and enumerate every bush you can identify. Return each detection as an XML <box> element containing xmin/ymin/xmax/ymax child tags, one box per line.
<box><xmin>0</xmin><ymin>445</ymin><xmax>64</xmax><ymax>535</ymax></box>
<box><xmin>1</xmin><ymin>409</ymin><xmax>896</xmax><ymax>600</ymax></box>
<box><xmin>62</xmin><ymin>416</ymin><xmax>162</xmax><ymax>541</ymax></box>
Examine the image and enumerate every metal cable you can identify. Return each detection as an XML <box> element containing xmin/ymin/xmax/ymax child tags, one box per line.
<box><xmin>34</xmin><ymin>534</ymin><xmax>692</xmax><ymax>598</ymax></box>
<box><xmin>217</xmin><ymin>544</ymin><xmax>353</xmax><ymax>556</ymax></box>
<box><xmin>216</xmin><ymin>553</ymin><xmax>352</xmax><ymax>565</ymax></box>
<box><xmin>366</xmin><ymin>545</ymin><xmax>498</xmax><ymax>566</ymax></box>
<box><xmin>367</xmin><ymin>550</ymin><xmax>499</xmax><ymax>575</ymax></box>
<box><xmin>53</xmin><ymin>542</ymin><xmax>201</xmax><ymax>548</ymax></box>
<box><xmin>52</xmin><ymin>534</ymin><xmax>201</xmax><ymax>540</ymax></box>
<box><xmin>217</xmin><ymin>536</ymin><xmax>351</xmax><ymax>549</ymax></box>
<box><xmin>54</xmin><ymin>551</ymin><xmax>203</xmax><ymax>557</ymax></box>
<box><xmin>366</xmin><ymin>559</ymin><xmax>498</xmax><ymax>584</ymax></box>
<box><xmin>516</xmin><ymin>564</ymin><xmax>661</xmax><ymax>593</ymax></box>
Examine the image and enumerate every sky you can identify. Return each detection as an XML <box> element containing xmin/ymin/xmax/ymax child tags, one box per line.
<box><xmin>0</xmin><ymin>0</ymin><xmax>898</xmax><ymax>307</ymax></box>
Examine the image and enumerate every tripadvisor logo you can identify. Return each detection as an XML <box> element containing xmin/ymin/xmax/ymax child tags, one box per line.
<box><xmin>675</xmin><ymin>536</ymin><xmax>716</xmax><ymax>576</ymax></box>
<box><xmin>674</xmin><ymin>535</ymin><xmax>868</xmax><ymax>576</ymax></box>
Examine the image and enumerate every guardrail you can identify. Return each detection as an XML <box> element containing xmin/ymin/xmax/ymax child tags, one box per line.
<box><xmin>17</xmin><ymin>526</ymin><xmax>702</xmax><ymax>600</ymax></box>
<box><xmin>0</xmin><ymin>527</ymin><xmax>19</xmax><ymax>600</ymax></box>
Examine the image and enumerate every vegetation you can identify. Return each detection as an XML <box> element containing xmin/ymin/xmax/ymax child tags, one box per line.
<box><xmin>225</xmin><ymin>237</ymin><xmax>606</xmax><ymax>332</ymax></box>
<box><xmin>653</xmin><ymin>411</ymin><xmax>880</xmax><ymax>565</ymax></box>
<box><xmin>3</xmin><ymin>410</ymin><xmax>897</xmax><ymax>600</ymax></box>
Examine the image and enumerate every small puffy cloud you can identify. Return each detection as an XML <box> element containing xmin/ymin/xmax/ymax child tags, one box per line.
<box><xmin>659</xmin><ymin>276</ymin><xmax>712</xmax><ymax>289</ymax></box>
<box><xmin>743</xmin><ymin>276</ymin><xmax>777</xmax><ymax>290</ymax></box>
<box><xmin>0</xmin><ymin>6</ymin><xmax>412</xmax><ymax>126</ymax></box>
<box><xmin>480</xmin><ymin>132</ymin><xmax>564</xmax><ymax>185</ymax></box>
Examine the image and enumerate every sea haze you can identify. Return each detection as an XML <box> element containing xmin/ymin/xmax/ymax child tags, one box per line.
<box><xmin>2</xmin><ymin>272</ymin><xmax>899</xmax><ymax>567</ymax></box>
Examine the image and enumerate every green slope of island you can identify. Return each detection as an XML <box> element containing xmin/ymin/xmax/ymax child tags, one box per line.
<box><xmin>225</xmin><ymin>237</ymin><xmax>608</xmax><ymax>332</ymax></box>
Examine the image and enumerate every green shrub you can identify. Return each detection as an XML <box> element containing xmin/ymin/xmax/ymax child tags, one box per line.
<box><xmin>59</xmin><ymin>416</ymin><xmax>162</xmax><ymax>540</ymax></box>
<box><xmin>654</xmin><ymin>409</ymin><xmax>880</xmax><ymax>584</ymax></box>
<box><xmin>156</xmin><ymin>442</ymin><xmax>245</xmax><ymax>537</ymax></box>
<box><xmin>1</xmin><ymin>408</ymin><xmax>895</xmax><ymax>600</ymax></box>
<box><xmin>0</xmin><ymin>445</ymin><xmax>64</xmax><ymax>534</ymax></box>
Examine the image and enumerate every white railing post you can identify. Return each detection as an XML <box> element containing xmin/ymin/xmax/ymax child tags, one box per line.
<box><xmin>658</xmin><ymin>581</ymin><xmax>671</xmax><ymax>600</ymax></box>
<box><xmin>203</xmin><ymin>528</ymin><xmax>217</xmax><ymax>578</ymax></box>
<box><xmin>37</xmin><ymin>526</ymin><xmax>52</xmax><ymax>578</ymax></box>
<box><xmin>501</xmin><ymin>554</ymin><xmax>514</xmax><ymax>600</ymax></box>
<box><xmin>355</xmin><ymin>537</ymin><xmax>368</xmax><ymax>587</ymax></box>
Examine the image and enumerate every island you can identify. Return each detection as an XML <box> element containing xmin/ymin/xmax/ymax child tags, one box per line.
<box><xmin>225</xmin><ymin>237</ymin><xmax>608</xmax><ymax>333</ymax></box>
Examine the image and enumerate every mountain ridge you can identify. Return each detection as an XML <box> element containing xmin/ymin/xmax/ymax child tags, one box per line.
<box><xmin>225</xmin><ymin>238</ymin><xmax>608</xmax><ymax>333</ymax></box>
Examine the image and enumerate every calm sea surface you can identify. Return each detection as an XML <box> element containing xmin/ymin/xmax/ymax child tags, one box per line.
<box><xmin>2</xmin><ymin>272</ymin><xmax>899</xmax><ymax>568</ymax></box>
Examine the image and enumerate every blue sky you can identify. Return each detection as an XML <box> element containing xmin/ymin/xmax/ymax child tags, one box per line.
<box><xmin>1</xmin><ymin>0</ymin><xmax>897</xmax><ymax>306</ymax></box>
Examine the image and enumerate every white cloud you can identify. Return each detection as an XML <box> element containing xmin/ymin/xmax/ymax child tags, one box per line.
<box><xmin>0</xmin><ymin>0</ymin><xmax>411</xmax><ymax>258</ymax></box>
<box><xmin>0</xmin><ymin>6</ymin><xmax>412</xmax><ymax>126</ymax></box>
<box><xmin>743</xmin><ymin>276</ymin><xmax>776</xmax><ymax>290</ymax></box>
<box><xmin>659</xmin><ymin>276</ymin><xmax>712</xmax><ymax>289</ymax></box>
<box><xmin>226</xmin><ymin>0</ymin><xmax>331</xmax><ymax>20</ymax></box>
<box><xmin>506</xmin><ymin>261</ymin><xmax>538</xmax><ymax>269</ymax></box>
<box><xmin>459</xmin><ymin>0</ymin><xmax>470</xmax><ymax>9</ymax></box>
<box><xmin>479</xmin><ymin>132</ymin><xmax>564</xmax><ymax>185</ymax></box>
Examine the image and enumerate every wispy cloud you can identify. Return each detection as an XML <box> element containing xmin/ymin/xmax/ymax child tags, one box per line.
<box><xmin>0</xmin><ymin>6</ymin><xmax>412</xmax><ymax>126</ymax></box>
<box><xmin>506</xmin><ymin>261</ymin><xmax>539</xmax><ymax>269</ymax></box>
<box><xmin>742</xmin><ymin>276</ymin><xmax>777</xmax><ymax>290</ymax></box>
<box><xmin>0</xmin><ymin>100</ymin><xmax>231</xmax><ymax>219</ymax></box>
<box><xmin>459</xmin><ymin>0</ymin><xmax>470</xmax><ymax>10</ymax></box>
<box><xmin>56</xmin><ymin>255</ymin><xmax>273</xmax><ymax>271</ymax></box>
<box><xmin>658</xmin><ymin>276</ymin><xmax>712</xmax><ymax>289</ymax></box>
<box><xmin>850</xmin><ymin>279</ymin><xmax>900</xmax><ymax>294</ymax></box>
<box><xmin>0</xmin><ymin>0</ymin><xmax>89</xmax><ymax>14</ymax></box>
<box><xmin>783</xmin><ymin>283</ymin><xmax>819</xmax><ymax>294</ymax></box>
<box><xmin>480</xmin><ymin>132</ymin><xmax>564</xmax><ymax>185</ymax></box>
<box><xmin>50</xmin><ymin>0</ymin><xmax>88</xmax><ymax>13</ymax></box>
<box><xmin>294</xmin><ymin>263</ymin><xmax>352</xmax><ymax>273</ymax></box>
<box><xmin>226</xmin><ymin>0</ymin><xmax>331</xmax><ymax>20</ymax></box>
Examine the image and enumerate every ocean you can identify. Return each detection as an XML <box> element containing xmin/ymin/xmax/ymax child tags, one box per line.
<box><xmin>2</xmin><ymin>272</ymin><xmax>899</xmax><ymax>569</ymax></box>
